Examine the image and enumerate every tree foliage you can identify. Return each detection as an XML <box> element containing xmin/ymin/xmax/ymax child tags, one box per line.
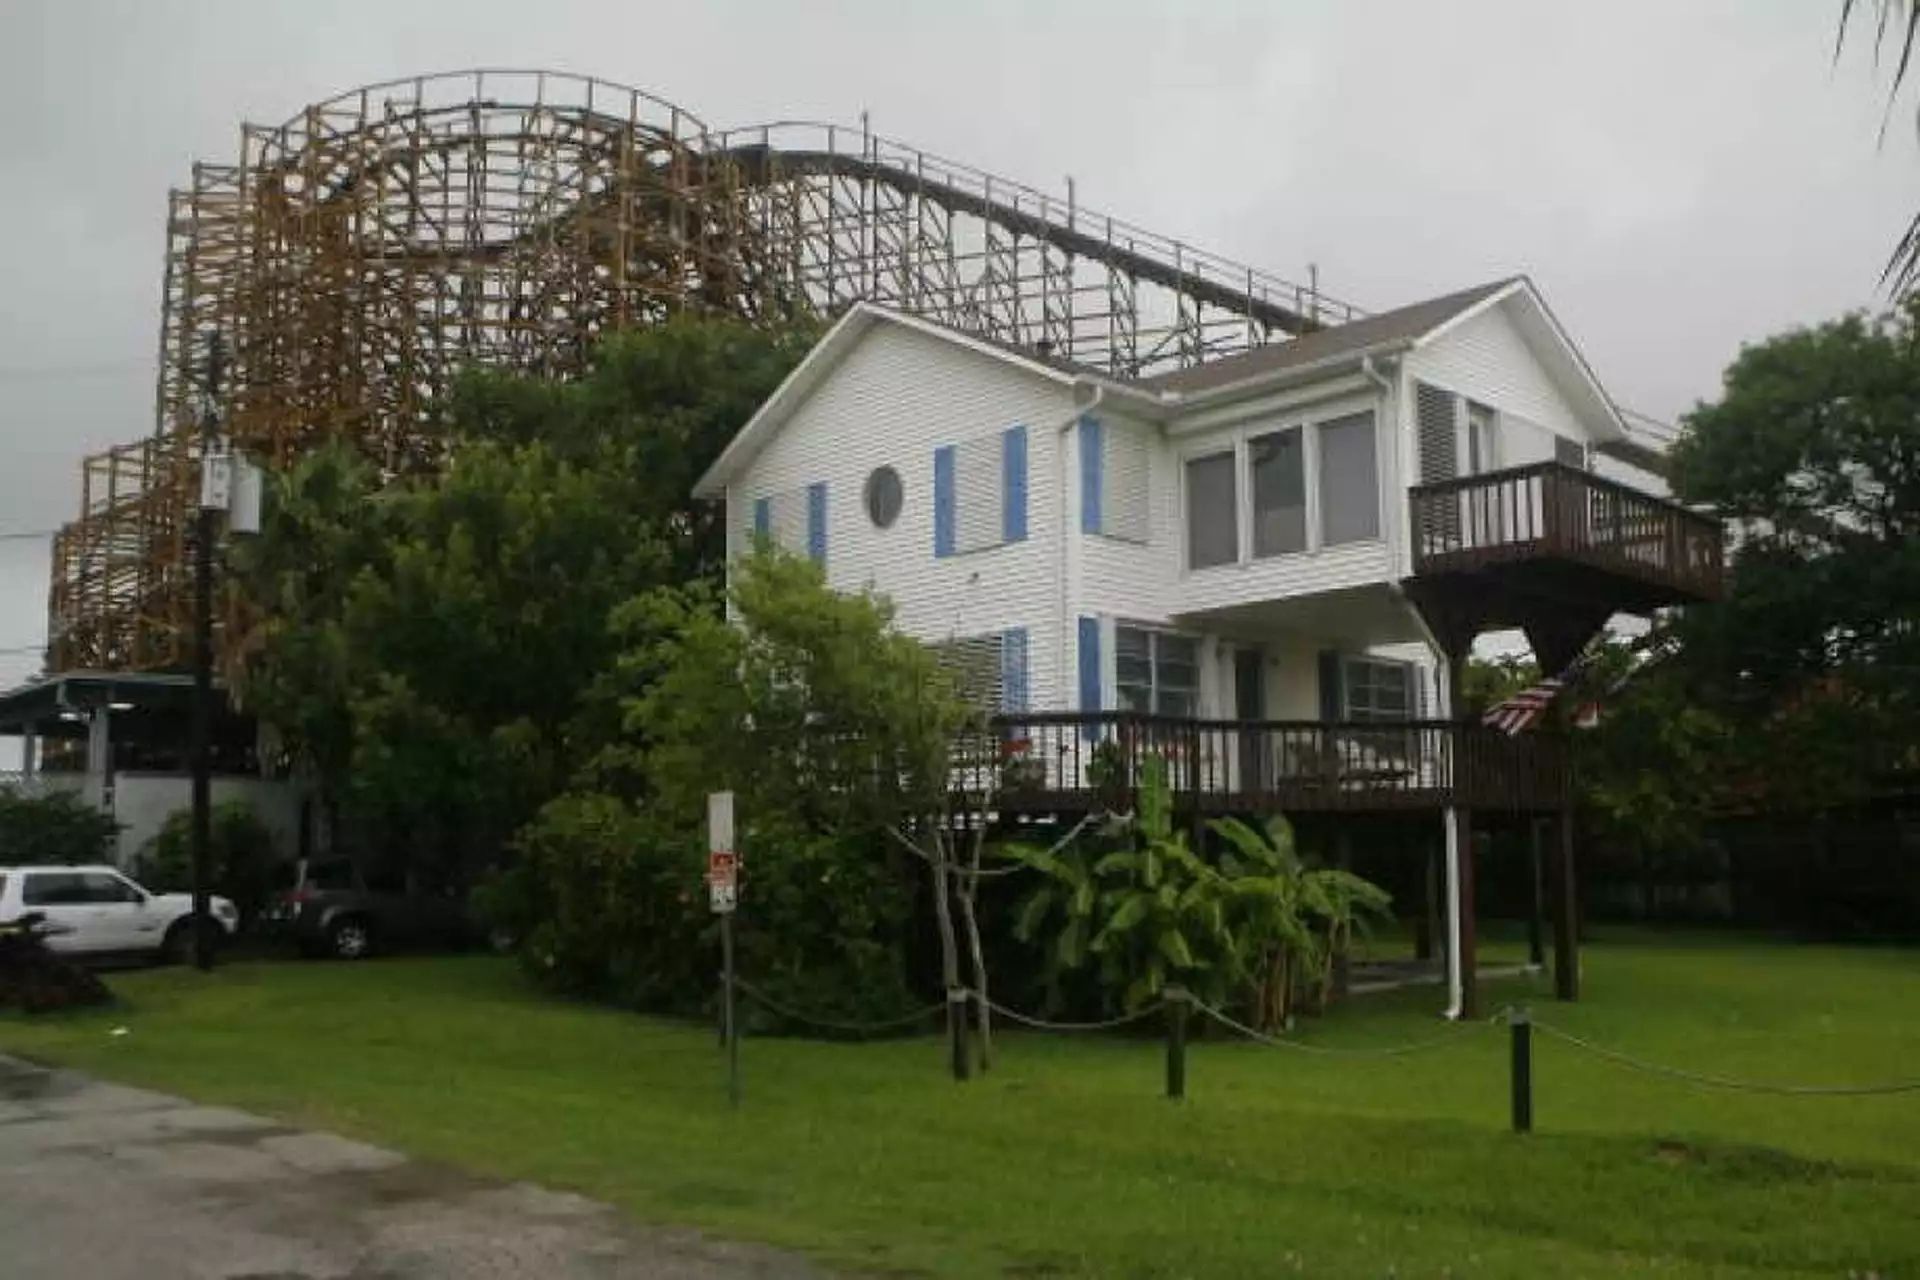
<box><xmin>0</xmin><ymin>790</ymin><xmax>120</xmax><ymax>866</ymax></box>
<box><xmin>135</xmin><ymin>800</ymin><xmax>277</xmax><ymax>923</ymax></box>
<box><xmin>499</xmin><ymin>547</ymin><xmax>967</xmax><ymax>1020</ymax></box>
<box><xmin>229</xmin><ymin>315</ymin><xmax>818</xmax><ymax>879</ymax></box>
<box><xmin>1574</xmin><ymin>298</ymin><xmax>1920</xmax><ymax>857</ymax></box>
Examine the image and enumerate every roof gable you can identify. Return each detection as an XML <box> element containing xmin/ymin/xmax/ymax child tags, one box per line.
<box><xmin>692</xmin><ymin>303</ymin><xmax>1081</xmax><ymax>497</ymax></box>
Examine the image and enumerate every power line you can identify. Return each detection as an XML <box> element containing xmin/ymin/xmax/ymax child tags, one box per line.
<box><xmin>0</xmin><ymin>360</ymin><xmax>147</xmax><ymax>382</ymax></box>
<box><xmin>0</xmin><ymin>530</ymin><xmax>57</xmax><ymax>542</ymax></box>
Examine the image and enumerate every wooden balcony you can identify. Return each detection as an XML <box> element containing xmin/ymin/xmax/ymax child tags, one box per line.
<box><xmin>973</xmin><ymin>712</ymin><xmax>1569</xmax><ymax>817</ymax></box>
<box><xmin>1409</xmin><ymin>462</ymin><xmax>1723</xmax><ymax>614</ymax></box>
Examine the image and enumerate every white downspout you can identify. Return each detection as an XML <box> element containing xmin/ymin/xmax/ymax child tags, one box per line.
<box><xmin>1374</xmin><ymin>352</ymin><xmax>1464</xmax><ymax>1021</ymax></box>
<box><xmin>1390</xmin><ymin>592</ymin><xmax>1465</xmax><ymax>1020</ymax></box>
<box><xmin>1057</xmin><ymin>386</ymin><xmax>1104</xmax><ymax>712</ymax></box>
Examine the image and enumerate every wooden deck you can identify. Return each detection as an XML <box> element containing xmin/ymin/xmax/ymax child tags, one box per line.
<box><xmin>1409</xmin><ymin>461</ymin><xmax>1723</xmax><ymax>613</ymax></box>
<box><xmin>975</xmin><ymin>712</ymin><xmax>1569</xmax><ymax>817</ymax></box>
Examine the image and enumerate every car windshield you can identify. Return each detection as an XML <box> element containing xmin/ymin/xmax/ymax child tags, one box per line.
<box><xmin>304</xmin><ymin>859</ymin><xmax>356</xmax><ymax>891</ymax></box>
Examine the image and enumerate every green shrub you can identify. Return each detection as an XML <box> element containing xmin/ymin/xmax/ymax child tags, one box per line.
<box><xmin>0</xmin><ymin>789</ymin><xmax>120</xmax><ymax>866</ymax></box>
<box><xmin>136</xmin><ymin>800</ymin><xmax>278</xmax><ymax>923</ymax></box>
<box><xmin>500</xmin><ymin>791</ymin><xmax>921</xmax><ymax>1026</ymax></box>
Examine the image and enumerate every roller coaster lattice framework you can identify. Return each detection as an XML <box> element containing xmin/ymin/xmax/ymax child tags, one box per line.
<box><xmin>47</xmin><ymin>68</ymin><xmax>1366</xmax><ymax>675</ymax></box>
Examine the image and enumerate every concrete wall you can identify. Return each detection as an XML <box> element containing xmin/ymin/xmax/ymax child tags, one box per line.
<box><xmin>9</xmin><ymin>770</ymin><xmax>306</xmax><ymax>869</ymax></box>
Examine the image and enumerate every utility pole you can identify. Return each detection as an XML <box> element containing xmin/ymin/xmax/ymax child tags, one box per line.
<box><xmin>190</xmin><ymin>332</ymin><xmax>226</xmax><ymax>973</ymax></box>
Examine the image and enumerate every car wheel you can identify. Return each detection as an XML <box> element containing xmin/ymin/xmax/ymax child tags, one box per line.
<box><xmin>161</xmin><ymin>920</ymin><xmax>195</xmax><ymax>966</ymax></box>
<box><xmin>327</xmin><ymin>917</ymin><xmax>373</xmax><ymax>961</ymax></box>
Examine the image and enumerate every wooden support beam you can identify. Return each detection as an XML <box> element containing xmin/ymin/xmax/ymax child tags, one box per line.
<box><xmin>1553</xmin><ymin>807</ymin><xmax>1580</xmax><ymax>1000</ymax></box>
<box><xmin>1527</xmin><ymin>816</ymin><xmax>1546</xmax><ymax>967</ymax></box>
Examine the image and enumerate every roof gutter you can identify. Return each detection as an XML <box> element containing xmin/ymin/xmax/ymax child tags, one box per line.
<box><xmin>1165</xmin><ymin>338</ymin><xmax>1415</xmax><ymax>415</ymax></box>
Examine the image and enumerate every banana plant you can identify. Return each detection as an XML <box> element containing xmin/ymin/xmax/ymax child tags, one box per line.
<box><xmin>1210</xmin><ymin>813</ymin><xmax>1393</xmax><ymax>1027</ymax></box>
<box><xmin>1004</xmin><ymin>758</ymin><xmax>1269</xmax><ymax>1013</ymax></box>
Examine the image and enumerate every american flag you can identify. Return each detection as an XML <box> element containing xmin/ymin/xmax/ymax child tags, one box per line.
<box><xmin>1481</xmin><ymin>649</ymin><xmax>1602</xmax><ymax>736</ymax></box>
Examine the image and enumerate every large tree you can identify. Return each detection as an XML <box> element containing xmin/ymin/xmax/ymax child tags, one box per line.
<box><xmin>1576</xmin><ymin>297</ymin><xmax>1920</xmax><ymax>847</ymax></box>
<box><xmin>230</xmin><ymin>315</ymin><xmax>819</xmax><ymax>878</ymax></box>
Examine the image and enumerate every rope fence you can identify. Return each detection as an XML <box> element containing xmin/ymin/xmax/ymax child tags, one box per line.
<box><xmin>716</xmin><ymin>975</ymin><xmax>1920</xmax><ymax>1127</ymax></box>
<box><xmin>1187</xmin><ymin>993</ymin><xmax>1493</xmax><ymax>1058</ymax></box>
<box><xmin>732</xmin><ymin>978</ymin><xmax>945</xmax><ymax>1034</ymax></box>
<box><xmin>1528</xmin><ymin>1018</ymin><xmax>1920</xmax><ymax>1098</ymax></box>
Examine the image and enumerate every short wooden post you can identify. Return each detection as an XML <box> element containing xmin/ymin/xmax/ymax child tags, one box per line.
<box><xmin>721</xmin><ymin>913</ymin><xmax>740</xmax><ymax>1107</ymax></box>
<box><xmin>1164</xmin><ymin>985</ymin><xmax>1189</xmax><ymax>1101</ymax></box>
<box><xmin>1510</xmin><ymin>1006</ymin><xmax>1533</xmax><ymax>1133</ymax></box>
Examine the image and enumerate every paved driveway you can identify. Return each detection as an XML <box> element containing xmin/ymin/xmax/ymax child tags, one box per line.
<box><xmin>0</xmin><ymin>1054</ymin><xmax>816</xmax><ymax>1279</ymax></box>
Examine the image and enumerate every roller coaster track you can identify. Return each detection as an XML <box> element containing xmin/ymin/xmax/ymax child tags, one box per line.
<box><xmin>44</xmin><ymin>69</ymin><xmax>1365</xmax><ymax>674</ymax></box>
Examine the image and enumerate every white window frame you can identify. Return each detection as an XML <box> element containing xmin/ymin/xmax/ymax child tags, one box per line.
<box><xmin>1341</xmin><ymin>655</ymin><xmax>1415</xmax><ymax>723</ymax></box>
<box><xmin>1176</xmin><ymin>391</ymin><xmax>1383</xmax><ymax>575</ymax></box>
<box><xmin>1114</xmin><ymin>623</ymin><xmax>1201</xmax><ymax>718</ymax></box>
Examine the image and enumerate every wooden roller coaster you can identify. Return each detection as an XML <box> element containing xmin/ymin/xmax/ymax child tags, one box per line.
<box><xmin>46</xmin><ymin>69</ymin><xmax>1364</xmax><ymax>673</ymax></box>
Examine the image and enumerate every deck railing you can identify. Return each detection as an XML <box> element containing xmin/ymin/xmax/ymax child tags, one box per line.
<box><xmin>1410</xmin><ymin>462</ymin><xmax>1723</xmax><ymax>601</ymax></box>
<box><xmin>973</xmin><ymin>712</ymin><xmax>1568</xmax><ymax>815</ymax></box>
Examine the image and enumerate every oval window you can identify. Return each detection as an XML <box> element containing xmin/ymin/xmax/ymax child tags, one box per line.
<box><xmin>864</xmin><ymin>465</ymin><xmax>904</xmax><ymax>529</ymax></box>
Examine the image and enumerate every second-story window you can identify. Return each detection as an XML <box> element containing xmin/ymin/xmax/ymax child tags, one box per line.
<box><xmin>1318</xmin><ymin>412</ymin><xmax>1379</xmax><ymax>546</ymax></box>
<box><xmin>1116</xmin><ymin>626</ymin><xmax>1198</xmax><ymax>717</ymax></box>
<box><xmin>1185</xmin><ymin>451</ymin><xmax>1238</xmax><ymax>569</ymax></box>
<box><xmin>934</xmin><ymin>425</ymin><xmax>1028</xmax><ymax>557</ymax></box>
<box><xmin>1250</xmin><ymin>428</ymin><xmax>1307</xmax><ymax>557</ymax></box>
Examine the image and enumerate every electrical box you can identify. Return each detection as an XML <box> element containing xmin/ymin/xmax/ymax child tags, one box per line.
<box><xmin>228</xmin><ymin>458</ymin><xmax>263</xmax><ymax>534</ymax></box>
<box><xmin>199</xmin><ymin>453</ymin><xmax>232</xmax><ymax>512</ymax></box>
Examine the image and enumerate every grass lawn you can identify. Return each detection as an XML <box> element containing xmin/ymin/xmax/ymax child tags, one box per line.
<box><xmin>4</xmin><ymin>927</ymin><xmax>1918</xmax><ymax>1278</ymax></box>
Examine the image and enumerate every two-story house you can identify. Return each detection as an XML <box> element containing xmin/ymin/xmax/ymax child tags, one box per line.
<box><xmin>694</xmin><ymin>277</ymin><xmax>1722</xmax><ymax>1017</ymax></box>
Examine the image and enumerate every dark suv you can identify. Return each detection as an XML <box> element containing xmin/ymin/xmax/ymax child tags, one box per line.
<box><xmin>266</xmin><ymin>857</ymin><xmax>478</xmax><ymax>959</ymax></box>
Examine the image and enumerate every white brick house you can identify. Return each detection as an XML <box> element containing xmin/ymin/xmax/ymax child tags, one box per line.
<box><xmin>695</xmin><ymin>277</ymin><xmax>1643</xmax><ymax>732</ymax></box>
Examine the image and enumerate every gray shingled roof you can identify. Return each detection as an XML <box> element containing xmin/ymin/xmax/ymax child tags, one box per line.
<box><xmin>1140</xmin><ymin>277</ymin><xmax>1521</xmax><ymax>396</ymax></box>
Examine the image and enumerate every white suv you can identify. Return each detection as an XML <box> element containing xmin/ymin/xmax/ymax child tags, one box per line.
<box><xmin>0</xmin><ymin>865</ymin><xmax>238</xmax><ymax>962</ymax></box>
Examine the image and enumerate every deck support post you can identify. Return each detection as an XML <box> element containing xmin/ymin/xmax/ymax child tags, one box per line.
<box><xmin>1527</xmin><ymin>816</ymin><xmax>1546</xmax><ymax>968</ymax></box>
<box><xmin>1416</xmin><ymin>835</ymin><xmax>1439</xmax><ymax>961</ymax></box>
<box><xmin>1552</xmin><ymin>805</ymin><xmax>1580</xmax><ymax>1001</ymax></box>
<box><xmin>1448</xmin><ymin>804</ymin><xmax>1478</xmax><ymax>1020</ymax></box>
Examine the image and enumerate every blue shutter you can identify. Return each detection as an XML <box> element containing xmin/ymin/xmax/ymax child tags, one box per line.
<box><xmin>1318</xmin><ymin>650</ymin><xmax>1343</xmax><ymax>722</ymax></box>
<box><xmin>1002</xmin><ymin>424</ymin><xmax>1028</xmax><ymax>544</ymax></box>
<box><xmin>1079</xmin><ymin>415</ymin><xmax>1104</xmax><ymax>534</ymax></box>
<box><xmin>999</xmin><ymin>628</ymin><xmax>1030</xmax><ymax>714</ymax></box>
<box><xmin>806</xmin><ymin>482</ymin><xmax>827</xmax><ymax>564</ymax></box>
<box><xmin>933</xmin><ymin>445</ymin><xmax>956</xmax><ymax>558</ymax></box>
<box><xmin>753</xmin><ymin>497</ymin><xmax>770</xmax><ymax>540</ymax></box>
<box><xmin>1078</xmin><ymin>616</ymin><xmax>1102</xmax><ymax>739</ymax></box>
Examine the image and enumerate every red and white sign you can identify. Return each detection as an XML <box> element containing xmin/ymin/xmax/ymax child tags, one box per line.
<box><xmin>707</xmin><ymin>792</ymin><xmax>737</xmax><ymax>914</ymax></box>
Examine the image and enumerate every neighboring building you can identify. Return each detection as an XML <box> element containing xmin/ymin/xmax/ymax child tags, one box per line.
<box><xmin>696</xmin><ymin>276</ymin><xmax>1723</xmax><ymax>1017</ymax></box>
<box><xmin>0</xmin><ymin>672</ymin><xmax>310</xmax><ymax>867</ymax></box>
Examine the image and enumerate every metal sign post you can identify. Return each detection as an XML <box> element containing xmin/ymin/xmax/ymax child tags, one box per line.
<box><xmin>708</xmin><ymin>792</ymin><xmax>739</xmax><ymax>1107</ymax></box>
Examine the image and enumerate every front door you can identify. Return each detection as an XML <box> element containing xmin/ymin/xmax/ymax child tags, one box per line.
<box><xmin>1233</xmin><ymin>647</ymin><xmax>1266</xmax><ymax>793</ymax></box>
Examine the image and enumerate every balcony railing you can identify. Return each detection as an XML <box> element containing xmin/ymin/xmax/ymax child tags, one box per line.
<box><xmin>973</xmin><ymin>712</ymin><xmax>1569</xmax><ymax>815</ymax></box>
<box><xmin>1410</xmin><ymin>462</ymin><xmax>1723</xmax><ymax>603</ymax></box>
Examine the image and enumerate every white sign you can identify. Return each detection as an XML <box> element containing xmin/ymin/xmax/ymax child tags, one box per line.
<box><xmin>707</xmin><ymin>792</ymin><xmax>737</xmax><ymax>914</ymax></box>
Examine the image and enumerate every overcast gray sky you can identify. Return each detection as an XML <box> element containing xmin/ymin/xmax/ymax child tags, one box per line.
<box><xmin>1</xmin><ymin>0</ymin><xmax>1915</xmax><ymax>704</ymax></box>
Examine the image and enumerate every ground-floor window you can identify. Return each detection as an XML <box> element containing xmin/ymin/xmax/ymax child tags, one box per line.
<box><xmin>1116</xmin><ymin>626</ymin><xmax>1199</xmax><ymax>717</ymax></box>
<box><xmin>1341</xmin><ymin>656</ymin><xmax>1413</xmax><ymax>722</ymax></box>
